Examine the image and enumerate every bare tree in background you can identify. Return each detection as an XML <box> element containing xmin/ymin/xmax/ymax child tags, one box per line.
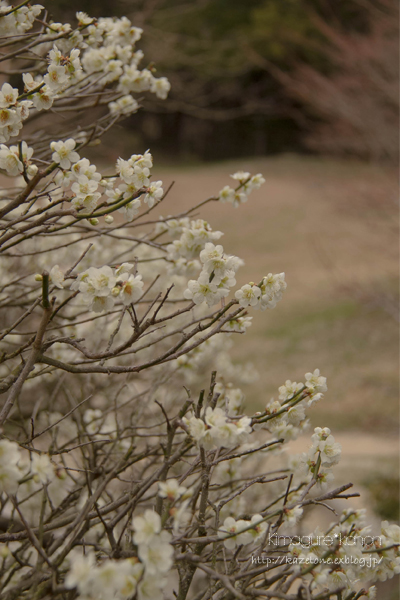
<box><xmin>248</xmin><ymin>0</ymin><xmax>399</xmax><ymax>163</ymax></box>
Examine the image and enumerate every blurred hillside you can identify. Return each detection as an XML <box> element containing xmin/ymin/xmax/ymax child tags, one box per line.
<box><xmin>49</xmin><ymin>0</ymin><xmax>399</xmax><ymax>162</ymax></box>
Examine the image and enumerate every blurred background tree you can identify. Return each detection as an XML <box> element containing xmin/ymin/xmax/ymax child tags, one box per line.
<box><xmin>48</xmin><ymin>0</ymin><xmax>399</xmax><ymax>162</ymax></box>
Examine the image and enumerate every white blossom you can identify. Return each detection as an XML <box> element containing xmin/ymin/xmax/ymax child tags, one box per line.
<box><xmin>283</xmin><ymin>505</ymin><xmax>303</xmax><ymax>526</ymax></box>
<box><xmin>224</xmin><ymin>315</ymin><xmax>253</xmax><ymax>334</ymax></box>
<box><xmin>0</xmin><ymin>83</ymin><xmax>18</xmax><ymax>108</ymax></box>
<box><xmin>30</xmin><ymin>453</ymin><xmax>55</xmax><ymax>484</ymax></box>
<box><xmin>184</xmin><ymin>271</ymin><xmax>229</xmax><ymax>307</ymax></box>
<box><xmin>44</xmin><ymin>63</ymin><xmax>69</xmax><ymax>91</ymax></box>
<box><xmin>65</xmin><ymin>550</ymin><xmax>95</xmax><ymax>594</ymax></box>
<box><xmin>248</xmin><ymin>514</ymin><xmax>268</xmax><ymax>543</ymax></box>
<box><xmin>243</xmin><ymin>173</ymin><xmax>266</xmax><ymax>192</ymax></box>
<box><xmin>137</xmin><ymin>576</ymin><xmax>165</xmax><ymax>600</ymax></box>
<box><xmin>78</xmin><ymin>266</ymin><xmax>116</xmax><ymax>312</ymax></box>
<box><xmin>0</xmin><ymin>4</ymin><xmax>43</xmax><ymax>37</ymax></box>
<box><xmin>167</xmin><ymin>219</ymin><xmax>223</xmax><ymax>260</ymax></box>
<box><xmin>158</xmin><ymin>478</ymin><xmax>188</xmax><ymax>501</ymax></box>
<box><xmin>182</xmin><ymin>414</ymin><xmax>207</xmax><ymax>445</ymax></box>
<box><xmin>0</xmin><ymin>144</ymin><xmax>23</xmax><ymax>176</ymax></box>
<box><xmin>172</xmin><ymin>499</ymin><xmax>192</xmax><ymax>533</ymax></box>
<box><xmin>231</xmin><ymin>171</ymin><xmax>250</xmax><ymax>183</ymax></box>
<box><xmin>183</xmin><ymin>407</ymin><xmax>251</xmax><ymax>450</ymax></box>
<box><xmin>71</xmin><ymin>178</ymin><xmax>99</xmax><ymax>199</ymax></box>
<box><xmin>115</xmin><ymin>262</ymin><xmax>134</xmax><ymax>276</ymax></box>
<box><xmin>310</xmin><ymin>427</ymin><xmax>342</xmax><ymax>467</ymax></box>
<box><xmin>259</xmin><ymin>272</ymin><xmax>287</xmax><ymax>310</ymax></box>
<box><xmin>76</xmin><ymin>11</ymin><xmax>94</xmax><ymax>26</ymax></box>
<box><xmin>116</xmin><ymin>272</ymin><xmax>144</xmax><ymax>305</ymax></box>
<box><xmin>109</xmin><ymin>94</ymin><xmax>139</xmax><ymax>116</ymax></box>
<box><xmin>150</xmin><ymin>76</ymin><xmax>171</xmax><ymax>99</ymax></box>
<box><xmin>143</xmin><ymin>180</ymin><xmax>163</xmax><ymax>207</ymax></box>
<box><xmin>51</xmin><ymin>139</ymin><xmax>80</xmax><ymax>169</ymax></box>
<box><xmin>305</xmin><ymin>368</ymin><xmax>328</xmax><ymax>393</ymax></box>
<box><xmin>22</xmin><ymin>73</ymin><xmax>40</xmax><ymax>93</ymax></box>
<box><xmin>199</xmin><ymin>242</ymin><xmax>239</xmax><ymax>279</ymax></box>
<box><xmin>132</xmin><ymin>509</ymin><xmax>161</xmax><ymax>545</ymax></box>
<box><xmin>32</xmin><ymin>86</ymin><xmax>54</xmax><ymax>111</ymax></box>
<box><xmin>235</xmin><ymin>283</ymin><xmax>261</xmax><ymax>307</ymax></box>
<box><xmin>49</xmin><ymin>265</ymin><xmax>64</xmax><ymax>289</ymax></box>
<box><xmin>218</xmin><ymin>517</ymin><xmax>253</xmax><ymax>549</ymax></box>
<box><xmin>278</xmin><ymin>380</ymin><xmax>303</xmax><ymax>402</ymax></box>
<box><xmin>137</xmin><ymin>530</ymin><xmax>173</xmax><ymax>575</ymax></box>
<box><xmin>71</xmin><ymin>158</ymin><xmax>101</xmax><ymax>182</ymax></box>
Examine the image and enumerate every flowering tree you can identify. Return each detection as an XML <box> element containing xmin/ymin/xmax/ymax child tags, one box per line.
<box><xmin>0</xmin><ymin>4</ymin><xmax>398</xmax><ymax>600</ymax></box>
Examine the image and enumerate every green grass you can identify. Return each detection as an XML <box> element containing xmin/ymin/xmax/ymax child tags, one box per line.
<box><xmin>260</xmin><ymin>299</ymin><xmax>360</xmax><ymax>340</ymax></box>
<box><xmin>364</xmin><ymin>473</ymin><xmax>400</xmax><ymax>522</ymax></box>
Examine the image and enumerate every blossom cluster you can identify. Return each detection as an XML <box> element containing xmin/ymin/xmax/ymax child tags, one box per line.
<box><xmin>183</xmin><ymin>406</ymin><xmax>252</xmax><ymax>449</ymax></box>
<box><xmin>218</xmin><ymin>171</ymin><xmax>266</xmax><ymax>207</ymax></box>
<box><xmin>0</xmin><ymin>82</ymin><xmax>32</xmax><ymax>144</ymax></box>
<box><xmin>0</xmin><ymin>439</ymin><xmax>63</xmax><ymax>508</ymax></box>
<box><xmin>1</xmin><ymin>136</ymin><xmax>165</xmax><ymax>222</ymax></box>
<box><xmin>158</xmin><ymin>479</ymin><xmax>194</xmax><ymax>535</ymax></box>
<box><xmin>50</xmin><ymin>144</ymin><xmax>162</xmax><ymax>218</ymax></box>
<box><xmin>79</xmin><ymin>16</ymin><xmax>170</xmax><ymax>103</ymax></box>
<box><xmin>289</xmin><ymin>427</ymin><xmax>342</xmax><ymax>490</ymax></box>
<box><xmin>184</xmin><ymin>242</ymin><xmax>241</xmax><ymax>307</ymax></box>
<box><xmin>39</xmin><ymin>160</ymin><xmax>273</xmax><ymax>318</ymax></box>
<box><xmin>69</xmin><ymin>263</ymin><xmax>144</xmax><ymax>313</ymax></box>
<box><xmin>0</xmin><ymin>141</ymin><xmax>36</xmax><ymax>178</ymax></box>
<box><xmin>111</xmin><ymin>150</ymin><xmax>163</xmax><ymax>215</ymax></box>
<box><xmin>65</xmin><ymin>552</ymin><xmax>144</xmax><ymax>600</ymax></box>
<box><xmin>132</xmin><ymin>510</ymin><xmax>174</xmax><ymax>599</ymax></box>
<box><xmin>0</xmin><ymin>6</ymin><xmax>171</xmax><ymax>149</ymax></box>
<box><xmin>166</xmin><ymin>219</ymin><xmax>223</xmax><ymax>263</ymax></box>
<box><xmin>0</xmin><ymin>44</ymin><xmax>83</xmax><ymax>144</ymax></box>
<box><xmin>0</xmin><ymin>2</ymin><xmax>43</xmax><ymax>36</ymax></box>
<box><xmin>215</xmin><ymin>382</ymin><xmax>245</xmax><ymax>416</ymax></box>
<box><xmin>235</xmin><ymin>272</ymin><xmax>287</xmax><ymax>310</ymax></box>
<box><xmin>218</xmin><ymin>514</ymin><xmax>267</xmax><ymax>549</ymax></box>
<box><xmin>254</xmin><ymin>369</ymin><xmax>327</xmax><ymax>442</ymax></box>
<box><xmin>63</xmin><ymin>511</ymin><xmax>175</xmax><ymax>600</ymax></box>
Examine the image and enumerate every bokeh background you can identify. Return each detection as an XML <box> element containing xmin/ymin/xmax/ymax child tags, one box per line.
<box><xmin>47</xmin><ymin>1</ymin><xmax>398</xmax><ymax>592</ymax></box>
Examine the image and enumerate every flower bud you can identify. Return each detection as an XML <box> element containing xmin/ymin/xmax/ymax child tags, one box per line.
<box><xmin>27</xmin><ymin>164</ymin><xmax>38</xmax><ymax>177</ymax></box>
<box><xmin>100</xmin><ymin>178</ymin><xmax>114</xmax><ymax>189</ymax></box>
<box><xmin>34</xmin><ymin>274</ymin><xmax>43</xmax><ymax>282</ymax></box>
<box><xmin>89</xmin><ymin>218</ymin><xmax>99</xmax><ymax>226</ymax></box>
<box><xmin>104</xmin><ymin>215</ymin><xmax>114</xmax><ymax>224</ymax></box>
<box><xmin>55</xmin><ymin>466</ymin><xmax>67</xmax><ymax>480</ymax></box>
<box><xmin>111</xmin><ymin>287</ymin><xmax>121</xmax><ymax>297</ymax></box>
